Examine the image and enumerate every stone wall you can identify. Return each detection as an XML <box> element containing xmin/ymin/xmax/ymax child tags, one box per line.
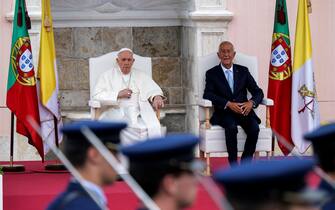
<box><xmin>54</xmin><ymin>26</ymin><xmax>186</xmax><ymax>132</ymax></box>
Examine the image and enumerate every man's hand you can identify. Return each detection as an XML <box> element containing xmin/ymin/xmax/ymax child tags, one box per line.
<box><xmin>152</xmin><ymin>95</ymin><xmax>165</xmax><ymax>110</ymax></box>
<box><xmin>227</xmin><ymin>101</ymin><xmax>243</xmax><ymax>114</ymax></box>
<box><xmin>117</xmin><ymin>88</ymin><xmax>132</xmax><ymax>99</ymax></box>
<box><xmin>239</xmin><ymin>100</ymin><xmax>254</xmax><ymax>116</ymax></box>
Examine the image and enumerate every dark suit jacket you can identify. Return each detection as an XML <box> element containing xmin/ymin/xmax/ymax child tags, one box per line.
<box><xmin>47</xmin><ymin>181</ymin><xmax>102</xmax><ymax>210</ymax></box>
<box><xmin>203</xmin><ymin>63</ymin><xmax>264</xmax><ymax>127</ymax></box>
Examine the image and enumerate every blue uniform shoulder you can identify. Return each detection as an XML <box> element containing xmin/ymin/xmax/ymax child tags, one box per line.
<box><xmin>62</xmin><ymin>196</ymin><xmax>100</xmax><ymax>210</ymax></box>
<box><xmin>47</xmin><ymin>182</ymin><xmax>100</xmax><ymax>210</ymax></box>
<box><xmin>48</xmin><ymin>192</ymin><xmax>100</xmax><ymax>210</ymax></box>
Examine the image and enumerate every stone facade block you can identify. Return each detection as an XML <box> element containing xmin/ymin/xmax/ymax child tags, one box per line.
<box><xmin>152</xmin><ymin>57</ymin><xmax>181</xmax><ymax>87</ymax></box>
<box><xmin>102</xmin><ymin>27</ymin><xmax>133</xmax><ymax>53</ymax></box>
<box><xmin>161</xmin><ymin>113</ymin><xmax>186</xmax><ymax>133</ymax></box>
<box><xmin>58</xmin><ymin>59</ymin><xmax>89</xmax><ymax>90</ymax></box>
<box><xmin>73</xmin><ymin>28</ymin><xmax>103</xmax><ymax>58</ymax></box>
<box><xmin>54</xmin><ymin>28</ymin><xmax>73</xmax><ymax>58</ymax></box>
<box><xmin>161</xmin><ymin>87</ymin><xmax>170</xmax><ymax>104</ymax></box>
<box><xmin>60</xmin><ymin>90</ymin><xmax>90</xmax><ymax>109</ymax></box>
<box><xmin>133</xmin><ymin>27</ymin><xmax>180</xmax><ymax>57</ymax></box>
<box><xmin>168</xmin><ymin>87</ymin><xmax>184</xmax><ymax>104</ymax></box>
<box><xmin>152</xmin><ymin>64</ymin><xmax>160</xmax><ymax>84</ymax></box>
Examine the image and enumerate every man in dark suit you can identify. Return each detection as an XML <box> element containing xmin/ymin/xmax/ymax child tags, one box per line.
<box><xmin>203</xmin><ymin>41</ymin><xmax>264</xmax><ymax>165</ymax></box>
<box><xmin>47</xmin><ymin>120</ymin><xmax>127</xmax><ymax>210</ymax></box>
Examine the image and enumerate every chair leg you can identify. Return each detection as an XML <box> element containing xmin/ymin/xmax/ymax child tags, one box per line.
<box><xmin>199</xmin><ymin>150</ymin><xmax>205</xmax><ymax>160</ymax></box>
<box><xmin>254</xmin><ymin>151</ymin><xmax>260</xmax><ymax>159</ymax></box>
<box><xmin>199</xmin><ymin>150</ymin><xmax>207</xmax><ymax>175</ymax></box>
<box><xmin>206</xmin><ymin>153</ymin><xmax>211</xmax><ymax>176</ymax></box>
<box><xmin>266</xmin><ymin>151</ymin><xmax>271</xmax><ymax>159</ymax></box>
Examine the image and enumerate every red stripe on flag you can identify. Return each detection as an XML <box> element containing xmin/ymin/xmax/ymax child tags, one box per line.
<box><xmin>7</xmin><ymin>82</ymin><xmax>44</xmax><ymax>161</ymax></box>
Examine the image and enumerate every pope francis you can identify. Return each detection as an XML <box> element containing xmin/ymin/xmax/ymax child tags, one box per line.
<box><xmin>92</xmin><ymin>48</ymin><xmax>165</xmax><ymax>144</ymax></box>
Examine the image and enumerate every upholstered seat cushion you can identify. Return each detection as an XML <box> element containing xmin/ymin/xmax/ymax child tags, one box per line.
<box><xmin>121</xmin><ymin>125</ymin><xmax>167</xmax><ymax>145</ymax></box>
<box><xmin>199</xmin><ymin>123</ymin><xmax>272</xmax><ymax>153</ymax></box>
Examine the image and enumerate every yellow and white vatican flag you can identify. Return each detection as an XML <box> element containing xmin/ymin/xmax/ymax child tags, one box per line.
<box><xmin>37</xmin><ymin>0</ymin><xmax>62</xmax><ymax>154</ymax></box>
<box><xmin>291</xmin><ymin>0</ymin><xmax>320</xmax><ymax>154</ymax></box>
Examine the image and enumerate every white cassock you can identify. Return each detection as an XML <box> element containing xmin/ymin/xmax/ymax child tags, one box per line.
<box><xmin>92</xmin><ymin>67</ymin><xmax>164</xmax><ymax>145</ymax></box>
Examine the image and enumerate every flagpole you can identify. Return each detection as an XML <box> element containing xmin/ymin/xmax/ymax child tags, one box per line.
<box><xmin>266</xmin><ymin>106</ymin><xmax>276</xmax><ymax>156</ymax></box>
<box><xmin>44</xmin><ymin>116</ymin><xmax>66</xmax><ymax>171</ymax></box>
<box><xmin>54</xmin><ymin>116</ymin><xmax>59</xmax><ymax>148</ymax></box>
<box><xmin>1</xmin><ymin>113</ymin><xmax>25</xmax><ymax>172</ymax></box>
<box><xmin>10</xmin><ymin>112</ymin><xmax>14</xmax><ymax>166</ymax></box>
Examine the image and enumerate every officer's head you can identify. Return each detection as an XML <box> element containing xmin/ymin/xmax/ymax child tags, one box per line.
<box><xmin>121</xmin><ymin>134</ymin><xmax>200</xmax><ymax>209</ymax></box>
<box><xmin>304</xmin><ymin>122</ymin><xmax>335</xmax><ymax>173</ymax></box>
<box><xmin>61</xmin><ymin>120</ymin><xmax>127</xmax><ymax>185</ymax></box>
<box><xmin>214</xmin><ymin>158</ymin><xmax>324</xmax><ymax>210</ymax></box>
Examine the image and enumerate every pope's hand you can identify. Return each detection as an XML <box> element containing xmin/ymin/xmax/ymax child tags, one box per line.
<box><xmin>118</xmin><ymin>88</ymin><xmax>132</xmax><ymax>99</ymax></box>
<box><xmin>152</xmin><ymin>95</ymin><xmax>164</xmax><ymax>110</ymax></box>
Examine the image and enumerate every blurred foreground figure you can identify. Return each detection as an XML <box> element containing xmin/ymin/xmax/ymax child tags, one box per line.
<box><xmin>47</xmin><ymin>120</ymin><xmax>126</xmax><ymax>210</ymax></box>
<box><xmin>305</xmin><ymin>122</ymin><xmax>335</xmax><ymax>210</ymax></box>
<box><xmin>121</xmin><ymin>134</ymin><xmax>201</xmax><ymax>210</ymax></box>
<box><xmin>213</xmin><ymin>158</ymin><xmax>326</xmax><ymax>210</ymax></box>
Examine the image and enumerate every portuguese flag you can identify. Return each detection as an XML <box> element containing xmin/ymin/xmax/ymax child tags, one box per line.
<box><xmin>267</xmin><ymin>0</ymin><xmax>294</xmax><ymax>155</ymax></box>
<box><xmin>6</xmin><ymin>0</ymin><xmax>44</xmax><ymax>160</ymax></box>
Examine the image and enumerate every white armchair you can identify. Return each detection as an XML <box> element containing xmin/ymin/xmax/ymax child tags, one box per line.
<box><xmin>198</xmin><ymin>52</ymin><xmax>274</xmax><ymax>175</ymax></box>
<box><xmin>88</xmin><ymin>51</ymin><xmax>153</xmax><ymax>119</ymax></box>
<box><xmin>88</xmin><ymin>51</ymin><xmax>164</xmax><ymax>141</ymax></box>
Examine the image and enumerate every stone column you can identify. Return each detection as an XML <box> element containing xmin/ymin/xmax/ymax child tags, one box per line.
<box><xmin>0</xmin><ymin>0</ymin><xmax>42</xmax><ymax>161</ymax></box>
<box><xmin>182</xmin><ymin>0</ymin><xmax>233</xmax><ymax>134</ymax></box>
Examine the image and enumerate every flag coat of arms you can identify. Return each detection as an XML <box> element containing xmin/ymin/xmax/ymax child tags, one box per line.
<box><xmin>268</xmin><ymin>0</ymin><xmax>294</xmax><ymax>155</ymax></box>
<box><xmin>37</xmin><ymin>0</ymin><xmax>63</xmax><ymax>154</ymax></box>
<box><xmin>6</xmin><ymin>0</ymin><xmax>44</xmax><ymax>160</ymax></box>
<box><xmin>292</xmin><ymin>0</ymin><xmax>320</xmax><ymax>153</ymax></box>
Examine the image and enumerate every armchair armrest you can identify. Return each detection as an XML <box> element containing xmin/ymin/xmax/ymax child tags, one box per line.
<box><xmin>88</xmin><ymin>99</ymin><xmax>101</xmax><ymax>108</ymax></box>
<box><xmin>261</xmin><ymin>98</ymin><xmax>274</xmax><ymax>128</ymax></box>
<box><xmin>88</xmin><ymin>99</ymin><xmax>119</xmax><ymax>120</ymax></box>
<box><xmin>99</xmin><ymin>100</ymin><xmax>119</xmax><ymax>107</ymax></box>
<box><xmin>198</xmin><ymin>99</ymin><xmax>213</xmax><ymax>107</ymax></box>
<box><xmin>197</xmin><ymin>99</ymin><xmax>212</xmax><ymax>129</ymax></box>
<box><xmin>89</xmin><ymin>99</ymin><xmax>119</xmax><ymax>108</ymax></box>
<box><xmin>261</xmin><ymin>98</ymin><xmax>274</xmax><ymax>106</ymax></box>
